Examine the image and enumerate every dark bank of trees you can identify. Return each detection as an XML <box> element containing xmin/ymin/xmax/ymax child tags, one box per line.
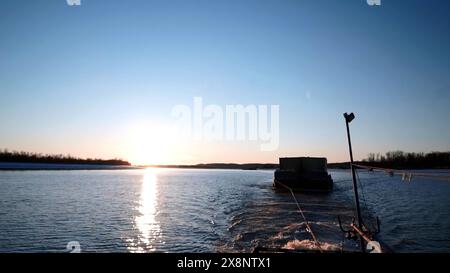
<box><xmin>0</xmin><ymin>149</ymin><xmax>131</xmax><ymax>166</ymax></box>
<box><xmin>362</xmin><ymin>151</ymin><xmax>450</xmax><ymax>169</ymax></box>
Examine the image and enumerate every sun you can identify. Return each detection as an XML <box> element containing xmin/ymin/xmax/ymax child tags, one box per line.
<box><xmin>125</xmin><ymin>121</ymin><xmax>175</xmax><ymax>166</ymax></box>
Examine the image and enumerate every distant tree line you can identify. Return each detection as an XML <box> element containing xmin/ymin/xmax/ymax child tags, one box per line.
<box><xmin>0</xmin><ymin>149</ymin><xmax>131</xmax><ymax>166</ymax></box>
<box><xmin>362</xmin><ymin>151</ymin><xmax>450</xmax><ymax>169</ymax></box>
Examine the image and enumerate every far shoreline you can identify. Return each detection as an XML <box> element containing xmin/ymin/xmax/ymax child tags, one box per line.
<box><xmin>0</xmin><ymin>162</ymin><xmax>142</xmax><ymax>171</ymax></box>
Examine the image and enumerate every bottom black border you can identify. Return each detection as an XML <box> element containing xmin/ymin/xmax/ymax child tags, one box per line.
<box><xmin>1</xmin><ymin>253</ymin><xmax>448</xmax><ymax>272</ymax></box>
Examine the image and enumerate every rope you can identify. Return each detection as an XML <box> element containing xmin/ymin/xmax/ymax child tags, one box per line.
<box><xmin>355</xmin><ymin>169</ymin><xmax>368</xmax><ymax>219</ymax></box>
<box><xmin>355</xmin><ymin>169</ymin><xmax>378</xmax><ymax>231</ymax></box>
<box><xmin>352</xmin><ymin>164</ymin><xmax>450</xmax><ymax>182</ymax></box>
<box><xmin>274</xmin><ymin>180</ymin><xmax>324</xmax><ymax>253</ymax></box>
<box><xmin>332</xmin><ymin>179</ymin><xmax>353</xmax><ymax>184</ymax></box>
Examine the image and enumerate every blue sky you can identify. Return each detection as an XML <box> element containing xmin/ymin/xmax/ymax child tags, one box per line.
<box><xmin>1</xmin><ymin>0</ymin><xmax>449</xmax><ymax>164</ymax></box>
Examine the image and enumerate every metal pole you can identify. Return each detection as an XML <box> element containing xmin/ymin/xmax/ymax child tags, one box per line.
<box><xmin>344</xmin><ymin>113</ymin><xmax>365</xmax><ymax>252</ymax></box>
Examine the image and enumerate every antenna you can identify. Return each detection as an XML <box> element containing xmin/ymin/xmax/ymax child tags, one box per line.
<box><xmin>343</xmin><ymin>112</ymin><xmax>365</xmax><ymax>252</ymax></box>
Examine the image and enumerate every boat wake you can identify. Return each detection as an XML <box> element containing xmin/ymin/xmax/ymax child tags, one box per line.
<box><xmin>216</xmin><ymin>182</ymin><xmax>362</xmax><ymax>252</ymax></box>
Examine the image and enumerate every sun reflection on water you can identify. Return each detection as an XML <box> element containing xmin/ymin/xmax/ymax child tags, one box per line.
<box><xmin>128</xmin><ymin>168</ymin><xmax>162</xmax><ymax>252</ymax></box>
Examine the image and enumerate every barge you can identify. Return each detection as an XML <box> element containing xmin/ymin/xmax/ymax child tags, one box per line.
<box><xmin>273</xmin><ymin>157</ymin><xmax>333</xmax><ymax>192</ymax></box>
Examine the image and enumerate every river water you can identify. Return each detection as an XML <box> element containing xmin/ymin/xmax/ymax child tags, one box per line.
<box><xmin>0</xmin><ymin>168</ymin><xmax>449</xmax><ymax>252</ymax></box>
